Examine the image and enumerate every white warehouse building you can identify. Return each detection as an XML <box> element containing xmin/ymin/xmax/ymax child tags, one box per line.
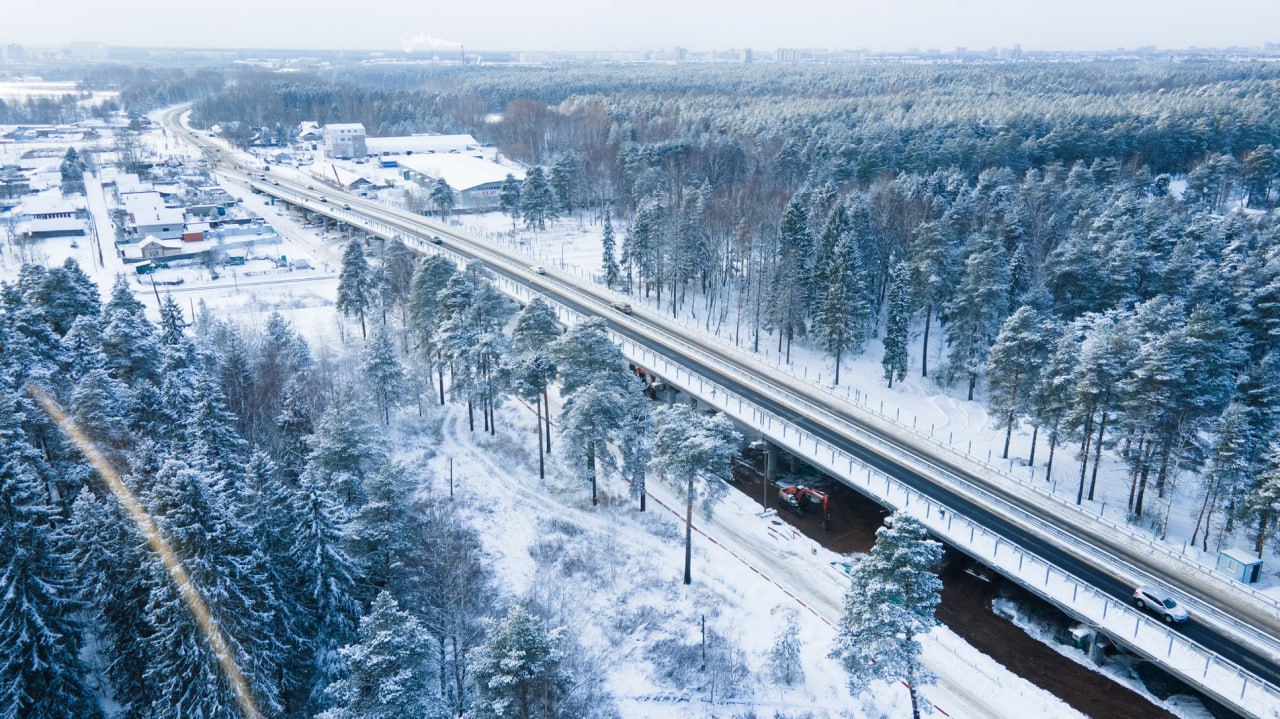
<box><xmin>398</xmin><ymin>154</ymin><xmax>525</xmax><ymax>211</ymax></box>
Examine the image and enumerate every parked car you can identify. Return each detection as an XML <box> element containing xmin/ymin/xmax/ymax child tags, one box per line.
<box><xmin>530</xmin><ymin>265</ymin><xmax>546</xmax><ymax>274</ymax></box>
<box><xmin>610</xmin><ymin>301</ymin><xmax>634</xmax><ymax>314</ymax></box>
<box><xmin>1133</xmin><ymin>586</ymin><xmax>1189</xmax><ymax>623</ymax></box>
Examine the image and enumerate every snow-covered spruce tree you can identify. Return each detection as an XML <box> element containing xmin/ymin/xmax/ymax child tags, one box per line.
<box><xmin>767</xmin><ymin>611</ymin><xmax>805</xmax><ymax>686</ymax></box>
<box><xmin>0</xmin><ymin>421</ymin><xmax>100</xmax><ymax>719</ymax></box>
<box><xmin>99</xmin><ymin>275</ymin><xmax>160</xmax><ymax>385</ymax></box>
<box><xmin>306</xmin><ymin>386</ymin><xmax>385</xmax><ymax>506</ymax></box>
<box><xmin>429</xmin><ymin>177</ymin><xmax>456</xmax><ymax>220</ymax></box>
<box><xmin>185</xmin><ymin>370</ymin><xmax>251</xmax><ymax>490</ymax></box>
<box><xmin>768</xmin><ymin>192</ymin><xmax>813</xmax><ymax>362</ymax></box>
<box><xmin>942</xmin><ymin>229</ymin><xmax>1011</xmax><ymax>400</ymax></box>
<box><xmin>650</xmin><ymin>403</ymin><xmax>742</xmax><ymax>585</ymax></box>
<box><xmin>831</xmin><ymin>514</ymin><xmax>942</xmax><ymax>719</ymax></box>
<box><xmin>520</xmin><ymin>166</ymin><xmax>556</xmax><ymax>231</ymax></box>
<box><xmin>140</xmin><ymin>459</ymin><xmax>282</xmax><ymax>718</ymax></box>
<box><xmin>986</xmin><ymin>305</ymin><xmax>1054</xmax><ymax>459</ymax></box>
<box><xmin>1249</xmin><ymin>450</ymin><xmax>1280</xmax><ymax>557</ymax></box>
<box><xmin>813</xmin><ymin>229</ymin><xmax>870</xmax><ymax>385</ymax></box>
<box><xmin>349</xmin><ymin>461</ymin><xmax>419</xmax><ymax>592</ymax></box>
<box><xmin>37</xmin><ymin>257</ymin><xmax>100</xmax><ymax>336</ymax></box>
<box><xmin>337</xmin><ymin>240</ymin><xmax>374</xmax><ymax>339</ymax></box>
<box><xmin>319</xmin><ymin>591</ymin><xmax>447</xmax><ymax>719</ymax></box>
<box><xmin>361</xmin><ymin>323</ymin><xmax>404</xmax><ymax>425</ymax></box>
<box><xmin>882</xmin><ymin>261</ymin><xmax>911</xmax><ymax>388</ymax></box>
<box><xmin>288</xmin><ymin>467</ymin><xmax>365</xmax><ymax>713</ymax></box>
<box><xmin>549</xmin><ymin>153</ymin><xmax>579</xmax><ymax>217</ymax></box>
<box><xmin>469</xmin><ymin>603</ymin><xmax>571</xmax><ymax>719</ymax></box>
<box><xmin>506</xmin><ymin>298</ymin><xmax>561</xmax><ymax>478</ymax></box>
<box><xmin>600</xmin><ymin>208</ymin><xmax>620</xmax><ymax>289</ymax></box>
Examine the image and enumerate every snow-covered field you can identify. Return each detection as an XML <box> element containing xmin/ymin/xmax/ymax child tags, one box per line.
<box><xmin>399</xmin><ymin>388</ymin><xmax>1090</xmax><ymax>718</ymax></box>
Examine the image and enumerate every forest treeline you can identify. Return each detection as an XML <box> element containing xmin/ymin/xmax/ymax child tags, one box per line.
<box><xmin>0</xmin><ymin>261</ymin><xmax>620</xmax><ymax>718</ymax></box>
<box><xmin>185</xmin><ymin>61</ymin><xmax>1280</xmax><ymax>553</ymax></box>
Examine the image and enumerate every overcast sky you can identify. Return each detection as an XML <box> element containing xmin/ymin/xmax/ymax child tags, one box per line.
<box><xmin>5</xmin><ymin>0</ymin><xmax>1279</xmax><ymax>53</ymax></box>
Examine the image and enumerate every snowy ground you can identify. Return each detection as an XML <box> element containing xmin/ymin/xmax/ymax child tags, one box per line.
<box><xmin>397</xmin><ymin>390</ymin><xmax>1089</xmax><ymax>718</ymax></box>
<box><xmin>448</xmin><ymin>208</ymin><xmax>1280</xmax><ymax>600</ymax></box>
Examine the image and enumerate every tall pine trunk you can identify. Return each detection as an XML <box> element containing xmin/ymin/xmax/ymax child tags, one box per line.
<box><xmin>536</xmin><ymin>396</ymin><xmax>545</xmax><ymax>479</ymax></box>
<box><xmin>683</xmin><ymin>475</ymin><xmax>694</xmax><ymax>585</ymax></box>
<box><xmin>1087</xmin><ymin>411</ymin><xmax>1107</xmax><ymax>501</ymax></box>
<box><xmin>921</xmin><ymin>304</ymin><xmax>932</xmax><ymax>377</ymax></box>
<box><xmin>1028</xmin><ymin>424</ymin><xmax>1039</xmax><ymax>466</ymax></box>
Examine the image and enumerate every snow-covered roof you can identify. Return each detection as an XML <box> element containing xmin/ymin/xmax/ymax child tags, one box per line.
<box><xmin>365</xmin><ymin>133</ymin><xmax>479</xmax><ymax>156</ymax></box>
<box><xmin>20</xmin><ymin>190</ymin><xmax>83</xmax><ymax>216</ymax></box>
<box><xmin>398</xmin><ymin>154</ymin><xmax>525</xmax><ymax>192</ymax></box>
<box><xmin>137</xmin><ymin>235</ymin><xmax>186</xmax><ymax>250</ymax></box>
<box><xmin>114</xmin><ymin>172</ymin><xmax>150</xmax><ymax>195</ymax></box>
<box><xmin>326</xmin><ymin>165</ymin><xmax>374</xmax><ymax>189</ymax></box>
<box><xmin>325</xmin><ymin>123</ymin><xmax>365</xmax><ymax>133</ymax></box>
<box><xmin>121</xmin><ymin>191</ymin><xmax>184</xmax><ymax>227</ymax></box>
<box><xmin>22</xmin><ymin>217</ymin><xmax>84</xmax><ymax>233</ymax></box>
<box><xmin>1219</xmin><ymin>548</ymin><xmax>1262</xmax><ymax>565</ymax></box>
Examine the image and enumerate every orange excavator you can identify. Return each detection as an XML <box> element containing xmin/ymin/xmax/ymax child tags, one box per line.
<box><xmin>778</xmin><ymin>485</ymin><xmax>831</xmax><ymax>530</ymax></box>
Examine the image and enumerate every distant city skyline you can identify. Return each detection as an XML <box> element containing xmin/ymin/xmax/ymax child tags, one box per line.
<box><xmin>4</xmin><ymin>0</ymin><xmax>1279</xmax><ymax>55</ymax></box>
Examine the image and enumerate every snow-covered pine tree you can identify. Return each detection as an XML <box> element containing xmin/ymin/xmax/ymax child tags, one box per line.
<box><xmin>361</xmin><ymin>323</ymin><xmax>404</xmax><ymax>425</ymax></box>
<box><xmin>320</xmin><ymin>592</ymin><xmax>446</xmax><ymax>719</ymax></box>
<box><xmin>831</xmin><ymin>513</ymin><xmax>942</xmax><ymax>719</ymax></box>
<box><xmin>882</xmin><ymin>261</ymin><xmax>911</xmax><ymax>388</ymax></box>
<box><xmin>1249</xmin><ymin>449</ymin><xmax>1280</xmax><ymax>556</ymax></box>
<box><xmin>908</xmin><ymin>219</ymin><xmax>957</xmax><ymax>378</ymax></box>
<box><xmin>943</xmin><ymin>229</ymin><xmax>1011</xmax><ymax>400</ymax></box>
<box><xmin>986</xmin><ymin>305</ymin><xmax>1054</xmax><ymax>459</ymax></box>
<box><xmin>407</xmin><ymin>255</ymin><xmax>459</xmax><ymax>405</ymax></box>
<box><xmin>1194</xmin><ymin>402</ymin><xmax>1250</xmax><ymax>551</ymax></box>
<box><xmin>507</xmin><ymin>298</ymin><xmax>561</xmax><ymax>477</ymax></box>
<box><xmin>650</xmin><ymin>404</ymin><xmax>742</xmax><ymax>584</ymax></box>
<box><xmin>337</xmin><ymin>241</ymin><xmax>374</xmax><ymax>339</ymax></box>
<box><xmin>379</xmin><ymin>236</ymin><xmax>418</xmax><ymax>332</ymax></box>
<box><xmin>429</xmin><ymin>177</ymin><xmax>456</xmax><ymax>219</ymax></box>
<box><xmin>469</xmin><ymin>603</ymin><xmax>570</xmax><ymax>719</ymax></box>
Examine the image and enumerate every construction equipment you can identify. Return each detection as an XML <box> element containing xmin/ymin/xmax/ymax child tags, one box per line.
<box><xmin>778</xmin><ymin>485</ymin><xmax>831</xmax><ymax>530</ymax></box>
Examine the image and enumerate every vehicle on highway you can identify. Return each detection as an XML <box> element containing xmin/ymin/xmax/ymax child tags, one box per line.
<box><xmin>306</xmin><ymin>184</ymin><xmax>315</xmax><ymax>190</ymax></box>
<box><xmin>319</xmin><ymin>197</ymin><xmax>329</xmax><ymax>203</ymax></box>
<box><xmin>1133</xmin><ymin>586</ymin><xmax>1189</xmax><ymax>623</ymax></box>
<box><xmin>342</xmin><ymin>203</ymin><xmax>351</xmax><ymax>210</ymax></box>
<box><xmin>610</xmin><ymin>301</ymin><xmax>634</xmax><ymax>314</ymax></box>
<box><xmin>531</xmin><ymin>265</ymin><xmax>546</xmax><ymax>274</ymax></box>
<box><xmin>271</xmin><ymin>180</ymin><xmax>280</xmax><ymax>186</ymax></box>
<box><xmin>431</xmin><ymin>235</ymin><xmax>443</xmax><ymax>245</ymax></box>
